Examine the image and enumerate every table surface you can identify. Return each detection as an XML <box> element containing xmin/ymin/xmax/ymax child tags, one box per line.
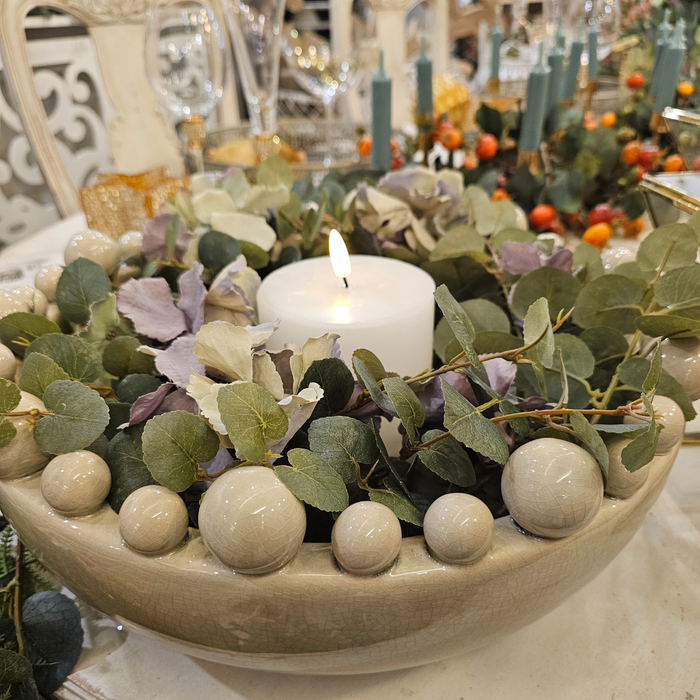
<box><xmin>4</xmin><ymin>217</ymin><xmax>699</xmax><ymax>700</ymax></box>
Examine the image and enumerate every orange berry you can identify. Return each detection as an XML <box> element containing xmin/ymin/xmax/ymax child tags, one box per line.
<box><xmin>622</xmin><ymin>140</ymin><xmax>642</xmax><ymax>165</ymax></box>
<box><xmin>582</xmin><ymin>222</ymin><xmax>612</xmax><ymax>247</ymax></box>
<box><xmin>441</xmin><ymin>127</ymin><xmax>463</xmax><ymax>151</ymax></box>
<box><xmin>463</xmin><ymin>155</ymin><xmax>478</xmax><ymax>169</ymax></box>
<box><xmin>624</xmin><ymin>218</ymin><xmax>643</xmax><ymax>238</ymax></box>
<box><xmin>583</xmin><ymin>112</ymin><xmax>598</xmax><ymax>130</ymax></box>
<box><xmin>529</xmin><ymin>204</ymin><xmax>557</xmax><ymax>230</ymax></box>
<box><xmin>600</xmin><ymin>111</ymin><xmax>617</xmax><ymax>127</ymax></box>
<box><xmin>677</xmin><ymin>81</ymin><xmax>695</xmax><ymax>98</ymax></box>
<box><xmin>491</xmin><ymin>188</ymin><xmax>510</xmax><ymax>201</ymax></box>
<box><xmin>357</xmin><ymin>134</ymin><xmax>372</xmax><ymax>157</ymax></box>
<box><xmin>626</xmin><ymin>72</ymin><xmax>645</xmax><ymax>89</ymax></box>
<box><xmin>476</xmin><ymin>133</ymin><xmax>499</xmax><ymax>160</ymax></box>
<box><xmin>664</xmin><ymin>154</ymin><xmax>685</xmax><ymax>172</ymax></box>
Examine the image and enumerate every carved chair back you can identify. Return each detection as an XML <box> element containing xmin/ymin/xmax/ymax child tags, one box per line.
<box><xmin>0</xmin><ymin>0</ymin><xmax>239</xmax><ymax>217</ymax></box>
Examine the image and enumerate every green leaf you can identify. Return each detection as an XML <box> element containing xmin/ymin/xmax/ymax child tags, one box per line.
<box><xmin>0</xmin><ymin>313</ymin><xmax>60</xmax><ymax>358</ymax></box>
<box><xmin>523</xmin><ymin>297</ymin><xmax>555</xmax><ymax>367</ymax></box>
<box><xmin>547</xmin><ymin>171</ymin><xmax>584</xmax><ymax>214</ymax></box>
<box><xmin>55</xmin><ymin>258</ymin><xmax>112</xmax><ymax>325</ymax></box>
<box><xmin>300</xmin><ymin>358</ymin><xmax>355</xmax><ymax>420</ymax></box>
<box><xmin>142</xmin><ymin>411</ymin><xmax>219</xmax><ymax>491</ymax></box>
<box><xmin>618</xmin><ymin>356</ymin><xmax>696</xmax><ymax>420</ymax></box>
<box><xmin>579</xmin><ymin>326</ymin><xmax>631</xmax><ymax>362</ymax></box>
<box><xmin>19</xmin><ymin>353</ymin><xmax>70</xmax><ymax>400</ymax></box>
<box><xmin>164</xmin><ymin>214</ymin><xmax>180</xmax><ymax>260</ymax></box>
<box><xmin>197</xmin><ymin>230</ymin><xmax>242</xmax><ymax>278</ymax></box>
<box><xmin>115</xmin><ymin>374</ymin><xmax>162</xmax><ymax>404</ymax></box>
<box><xmin>104</xmin><ymin>426</ymin><xmax>156</xmax><ymax>512</ymax></box>
<box><xmin>464</xmin><ymin>367</ymin><xmax>529</xmax><ymax>436</ymax></box>
<box><xmin>239</xmin><ymin>240</ymin><xmax>270</xmax><ymax>269</ymax></box>
<box><xmin>0</xmin><ymin>417</ymin><xmax>16</xmax><ymax>449</ymax></box>
<box><xmin>569</xmin><ymin>412</ymin><xmax>609</xmax><ymax>482</ymax></box>
<box><xmin>636</xmin><ymin>223</ymin><xmax>698</xmax><ymax>271</ymax></box>
<box><xmin>368</xmin><ymin>420</ymin><xmax>410</xmax><ymax>498</ymax></box>
<box><xmin>383</xmin><ymin>377</ymin><xmax>424</xmax><ymax>441</ymax></box>
<box><xmin>34</xmin><ymin>381</ymin><xmax>110</xmax><ymax>454</ymax></box>
<box><xmin>621</xmin><ymin>396</ymin><xmax>660</xmax><ymax>472</ymax></box>
<box><xmin>473</xmin><ymin>331</ymin><xmax>521</xmax><ymax>354</ymax></box>
<box><xmin>592</xmin><ymin>423</ymin><xmax>648</xmax><ymax>435</ymax></box>
<box><xmin>0</xmin><ymin>649</ymin><xmax>32</xmax><ymax>686</ymax></box>
<box><xmin>78</xmin><ymin>294</ymin><xmax>132</xmax><ymax>351</ymax></box>
<box><xmin>0</xmin><ymin>378</ymin><xmax>20</xmax><ymax>413</ymax></box>
<box><xmin>352</xmin><ymin>357</ymin><xmax>397</xmax><ymax>416</ymax></box>
<box><xmin>351</xmin><ymin>349</ymin><xmax>388</xmax><ymax>382</ymax></box>
<box><xmin>442</xmin><ymin>380</ymin><xmax>509</xmax><ymax>463</ymax></box>
<box><xmin>370</xmin><ymin>489</ymin><xmax>423</xmax><ymax>526</ymax></box>
<box><xmin>476</xmin><ymin>103</ymin><xmax>503</xmax><ymax>137</ymax></box>
<box><xmin>572</xmin><ymin>242</ymin><xmax>604</xmax><ymax>283</ymax></box>
<box><xmin>102</xmin><ymin>336</ymin><xmax>154</xmax><ymax>378</ymax></box>
<box><xmin>614</xmin><ymin>261</ymin><xmax>655</xmax><ymax>285</ymax></box>
<box><xmin>511</xmin><ymin>267</ymin><xmax>581</xmax><ymax>322</ymax></box>
<box><xmin>635</xmin><ymin>313</ymin><xmax>700</xmax><ymax>338</ymax></box>
<box><xmin>417</xmin><ymin>429</ymin><xmax>475</xmax><ymax>486</ymax></box>
<box><xmin>275</xmin><ymin>449</ymin><xmax>348</xmax><ymax>512</ymax></box>
<box><xmin>463</xmin><ymin>185</ymin><xmax>497</xmax><ymax>235</ymax></box>
<box><xmin>429</xmin><ymin>225</ymin><xmax>486</xmax><ymax>262</ymax></box>
<box><xmin>217</xmin><ymin>383</ymin><xmax>288</xmax><ymax>462</ymax></box>
<box><xmin>25</xmin><ymin>333</ymin><xmax>103</xmax><ymax>383</ymax></box>
<box><xmin>654</xmin><ymin>264</ymin><xmax>700</xmax><ymax>311</ymax></box>
<box><xmin>643</xmin><ymin>343</ymin><xmax>662</xmax><ymax>393</ymax></box>
<box><xmin>491</xmin><ymin>227</ymin><xmax>536</xmax><ymax>253</ymax></box>
<box><xmin>277</xmin><ymin>191</ymin><xmax>303</xmax><ymax>240</ymax></box>
<box><xmin>257</xmin><ymin>154</ymin><xmax>293</xmax><ymax>188</ymax></box>
<box><xmin>620</xmin><ymin>189</ymin><xmax>646</xmax><ymax>219</ymax></box>
<box><xmin>308</xmin><ymin>416</ymin><xmax>378</xmax><ymax>484</ymax></box>
<box><xmin>572</xmin><ymin>274</ymin><xmax>644</xmax><ymax>333</ymax></box>
<box><xmin>548</xmin><ymin>334</ymin><xmax>596</xmax><ymax>379</ymax></box>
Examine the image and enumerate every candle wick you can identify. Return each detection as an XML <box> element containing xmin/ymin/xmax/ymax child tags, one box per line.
<box><xmin>343</xmin><ymin>277</ymin><xmax>349</xmax><ymax>289</ymax></box>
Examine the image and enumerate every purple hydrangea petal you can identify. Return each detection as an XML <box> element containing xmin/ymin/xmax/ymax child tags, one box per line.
<box><xmin>177</xmin><ymin>262</ymin><xmax>206</xmax><ymax>333</ymax></box>
<box><xmin>117</xmin><ymin>278</ymin><xmax>187</xmax><ymax>342</ymax></box>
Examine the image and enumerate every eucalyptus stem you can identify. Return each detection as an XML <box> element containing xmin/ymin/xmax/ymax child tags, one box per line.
<box><xmin>1</xmin><ymin>410</ymin><xmax>53</xmax><ymax>418</ymax></box>
<box><xmin>13</xmin><ymin>540</ymin><xmax>25</xmax><ymax>657</ymax></box>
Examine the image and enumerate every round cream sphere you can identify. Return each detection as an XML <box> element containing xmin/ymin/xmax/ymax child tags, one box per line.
<box><xmin>502</xmin><ymin>438</ymin><xmax>604</xmax><ymax>539</ymax></box>
<box><xmin>120</xmin><ymin>485</ymin><xmax>189</xmax><ymax>555</ymax></box>
<box><xmin>605</xmin><ymin>436</ymin><xmax>649</xmax><ymax>499</ymax></box>
<box><xmin>118</xmin><ymin>230</ymin><xmax>143</xmax><ymax>261</ymax></box>
<box><xmin>331</xmin><ymin>501</ymin><xmax>402</xmax><ymax>575</ymax></box>
<box><xmin>0</xmin><ymin>392</ymin><xmax>51</xmax><ymax>479</ymax></box>
<box><xmin>35</xmin><ymin>264</ymin><xmax>63</xmax><ymax>302</ymax></box>
<box><xmin>64</xmin><ymin>230</ymin><xmax>121</xmax><ymax>272</ymax></box>
<box><xmin>7</xmin><ymin>286</ymin><xmax>48</xmax><ymax>315</ymax></box>
<box><xmin>0</xmin><ymin>343</ymin><xmax>17</xmax><ymax>380</ymax></box>
<box><xmin>0</xmin><ymin>291</ymin><xmax>29</xmax><ymax>319</ymax></box>
<box><xmin>198</xmin><ymin>466</ymin><xmax>306</xmax><ymax>573</ymax></box>
<box><xmin>660</xmin><ymin>338</ymin><xmax>700</xmax><ymax>401</ymax></box>
<box><xmin>423</xmin><ymin>493</ymin><xmax>494</xmax><ymax>564</ymax></box>
<box><xmin>113</xmin><ymin>263</ymin><xmax>141</xmax><ymax>285</ymax></box>
<box><xmin>44</xmin><ymin>303</ymin><xmax>62</xmax><ymax>326</ymax></box>
<box><xmin>41</xmin><ymin>451</ymin><xmax>111</xmax><ymax>516</ymax></box>
<box><xmin>624</xmin><ymin>395</ymin><xmax>685</xmax><ymax>454</ymax></box>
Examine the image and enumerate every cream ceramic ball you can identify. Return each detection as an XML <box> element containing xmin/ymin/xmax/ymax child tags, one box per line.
<box><xmin>502</xmin><ymin>438</ymin><xmax>604</xmax><ymax>539</ymax></box>
<box><xmin>120</xmin><ymin>485</ymin><xmax>189</xmax><ymax>555</ymax></box>
<box><xmin>423</xmin><ymin>493</ymin><xmax>494</xmax><ymax>564</ymax></box>
<box><xmin>624</xmin><ymin>395</ymin><xmax>685</xmax><ymax>454</ymax></box>
<box><xmin>198</xmin><ymin>466</ymin><xmax>306</xmax><ymax>573</ymax></box>
<box><xmin>0</xmin><ymin>392</ymin><xmax>51</xmax><ymax>479</ymax></box>
<box><xmin>64</xmin><ymin>230</ymin><xmax>121</xmax><ymax>272</ymax></box>
<box><xmin>660</xmin><ymin>338</ymin><xmax>700</xmax><ymax>401</ymax></box>
<box><xmin>7</xmin><ymin>286</ymin><xmax>48</xmax><ymax>315</ymax></box>
<box><xmin>44</xmin><ymin>303</ymin><xmax>62</xmax><ymax>326</ymax></box>
<box><xmin>35</xmin><ymin>264</ymin><xmax>63</xmax><ymax>302</ymax></box>
<box><xmin>0</xmin><ymin>291</ymin><xmax>29</xmax><ymax>319</ymax></box>
<box><xmin>331</xmin><ymin>501</ymin><xmax>402</xmax><ymax>575</ymax></box>
<box><xmin>0</xmin><ymin>343</ymin><xmax>17</xmax><ymax>380</ymax></box>
<box><xmin>41</xmin><ymin>451</ymin><xmax>111</xmax><ymax>516</ymax></box>
<box><xmin>118</xmin><ymin>230</ymin><xmax>143</xmax><ymax>261</ymax></box>
<box><xmin>605</xmin><ymin>436</ymin><xmax>649</xmax><ymax>499</ymax></box>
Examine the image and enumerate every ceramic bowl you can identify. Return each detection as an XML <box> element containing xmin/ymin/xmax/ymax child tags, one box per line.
<box><xmin>0</xmin><ymin>437</ymin><xmax>681</xmax><ymax>675</ymax></box>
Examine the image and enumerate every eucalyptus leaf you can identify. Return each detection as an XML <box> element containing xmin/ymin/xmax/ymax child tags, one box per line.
<box><xmin>473</xmin><ymin>331</ymin><xmax>521</xmax><ymax>354</ymax></box>
<box><xmin>523</xmin><ymin>297</ymin><xmax>555</xmax><ymax>367</ymax></box>
<box><xmin>491</xmin><ymin>228</ymin><xmax>536</xmax><ymax>253</ymax></box>
<box><xmin>275</xmin><ymin>449</ymin><xmax>348</xmax><ymax>512</ymax></box>
<box><xmin>369</xmin><ymin>489</ymin><xmax>423</xmax><ymax>526</ymax></box>
<box><xmin>621</xmin><ymin>396</ymin><xmax>660</xmax><ymax>471</ymax></box>
<box><xmin>383</xmin><ymin>377</ymin><xmax>424</xmax><ymax>440</ymax></box>
<box><xmin>429</xmin><ymin>225</ymin><xmax>486</xmax><ymax>262</ymax></box>
<box><xmin>217</xmin><ymin>382</ymin><xmax>288</xmax><ymax>462</ymax></box>
<box><xmin>572</xmin><ymin>242</ymin><xmax>604</xmax><ymax>283</ymax></box>
<box><xmin>102</xmin><ymin>336</ymin><xmax>154</xmax><ymax>378</ymax></box>
<box><xmin>643</xmin><ymin>343</ymin><xmax>662</xmax><ymax>393</ymax></box>
<box><xmin>511</xmin><ymin>267</ymin><xmax>580</xmax><ymax>322</ymax></box>
<box><xmin>25</xmin><ymin>333</ymin><xmax>102</xmax><ymax>383</ymax></box>
<box><xmin>115</xmin><ymin>374</ymin><xmax>162</xmax><ymax>404</ymax></box>
<box><xmin>55</xmin><ymin>258</ymin><xmax>112</xmax><ymax>325</ymax></box>
<box><xmin>142</xmin><ymin>411</ymin><xmax>219</xmax><ymax>491</ymax></box>
<box><xmin>78</xmin><ymin>294</ymin><xmax>131</xmax><ymax>351</ymax></box>
<box><xmin>442</xmin><ymin>380</ymin><xmax>509</xmax><ymax>463</ymax></box>
<box><xmin>351</xmin><ymin>349</ymin><xmax>388</xmax><ymax>382</ymax></box>
<box><xmin>257</xmin><ymin>155</ymin><xmax>293</xmax><ymax>188</ymax></box>
<box><xmin>352</xmin><ymin>357</ymin><xmax>397</xmax><ymax>416</ymax></box>
<box><xmin>34</xmin><ymin>381</ymin><xmax>109</xmax><ymax>454</ymax></box>
<box><xmin>579</xmin><ymin>326</ymin><xmax>630</xmax><ymax>362</ymax></box>
<box><xmin>239</xmin><ymin>240</ymin><xmax>270</xmax><ymax>269</ymax></box>
<box><xmin>548</xmin><ymin>334</ymin><xmax>595</xmax><ymax>379</ymax></box>
<box><xmin>308</xmin><ymin>416</ymin><xmax>378</xmax><ymax>484</ymax></box>
<box><xmin>0</xmin><ymin>313</ymin><xmax>60</xmax><ymax>358</ymax></box>
<box><xmin>572</xmin><ymin>274</ymin><xmax>644</xmax><ymax>333</ymax></box>
<box><xmin>0</xmin><ymin>417</ymin><xmax>16</xmax><ymax>449</ymax></box>
<box><xmin>197</xmin><ymin>230</ymin><xmax>242</xmax><ymax>278</ymax></box>
<box><xmin>592</xmin><ymin>423</ymin><xmax>648</xmax><ymax>435</ymax></box>
<box><xmin>635</xmin><ymin>313</ymin><xmax>700</xmax><ymax>337</ymax></box>
<box><xmin>300</xmin><ymin>358</ymin><xmax>355</xmax><ymax>420</ymax></box>
<box><xmin>106</xmin><ymin>401</ymin><xmax>132</xmax><ymax>440</ymax></box>
<box><xmin>104</xmin><ymin>426</ymin><xmax>156</xmax><ymax>512</ymax></box>
<box><xmin>569</xmin><ymin>412</ymin><xmax>609</xmax><ymax>482</ymax></box>
<box><xmin>369</xmin><ymin>420</ymin><xmax>410</xmax><ymax>498</ymax></box>
<box><xmin>654</xmin><ymin>264</ymin><xmax>700</xmax><ymax>310</ymax></box>
<box><xmin>614</xmin><ymin>261</ymin><xmax>655</xmax><ymax>285</ymax></box>
<box><xmin>0</xmin><ymin>378</ymin><xmax>20</xmax><ymax>413</ymax></box>
<box><xmin>636</xmin><ymin>223</ymin><xmax>698</xmax><ymax>271</ymax></box>
<box><xmin>19</xmin><ymin>353</ymin><xmax>70</xmax><ymax>400</ymax></box>
<box><xmin>417</xmin><ymin>430</ymin><xmax>475</xmax><ymax>486</ymax></box>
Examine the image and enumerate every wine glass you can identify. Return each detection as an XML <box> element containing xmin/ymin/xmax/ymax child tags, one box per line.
<box><xmin>144</xmin><ymin>2</ymin><xmax>227</xmax><ymax>170</ymax></box>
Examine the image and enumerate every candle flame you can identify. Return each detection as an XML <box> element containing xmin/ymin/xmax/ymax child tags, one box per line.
<box><xmin>329</xmin><ymin>229</ymin><xmax>351</xmax><ymax>280</ymax></box>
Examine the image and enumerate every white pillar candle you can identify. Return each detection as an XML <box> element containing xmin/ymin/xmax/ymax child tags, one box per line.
<box><xmin>257</xmin><ymin>254</ymin><xmax>436</xmax><ymax>378</ymax></box>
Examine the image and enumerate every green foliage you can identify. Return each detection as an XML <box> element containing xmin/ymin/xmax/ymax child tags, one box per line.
<box><xmin>257</xmin><ymin>155</ymin><xmax>293</xmax><ymax>188</ymax></box>
<box><xmin>476</xmin><ymin>103</ymin><xmax>503</xmax><ymax>137</ymax></box>
<box><xmin>102</xmin><ymin>336</ymin><xmax>154</xmax><ymax>378</ymax></box>
<box><xmin>299</xmin><ymin>358</ymin><xmax>355</xmax><ymax>420</ymax></box>
<box><xmin>569</xmin><ymin>412</ymin><xmax>609</xmax><ymax>482</ymax></box>
<box><xmin>511</xmin><ymin>267</ymin><xmax>580</xmax><ymax>321</ymax></box>
<box><xmin>383</xmin><ymin>377</ymin><xmax>424</xmax><ymax>441</ymax></box>
<box><xmin>621</xmin><ymin>396</ymin><xmax>660</xmax><ymax>472</ymax></box>
<box><xmin>547</xmin><ymin>171</ymin><xmax>584</xmax><ymax>213</ymax></box>
<box><xmin>115</xmin><ymin>374</ymin><xmax>162</xmax><ymax>404</ymax></box>
<box><xmin>18</xmin><ymin>354</ymin><xmax>70</xmax><ymax>400</ymax></box>
<box><xmin>197</xmin><ymin>231</ymin><xmax>241</xmax><ymax>278</ymax></box>
<box><xmin>572</xmin><ymin>242</ymin><xmax>604</xmax><ymax>283</ymax></box>
<box><xmin>636</xmin><ymin>223</ymin><xmax>698</xmax><ymax>271</ymax></box>
<box><xmin>429</xmin><ymin>226</ymin><xmax>487</xmax><ymax>262</ymax></box>
<box><xmin>142</xmin><ymin>411</ymin><xmax>219</xmax><ymax>491</ymax></box>
<box><xmin>55</xmin><ymin>258</ymin><xmax>112</xmax><ymax>325</ymax></box>
<box><xmin>352</xmin><ymin>357</ymin><xmax>397</xmax><ymax>416</ymax></box>
<box><xmin>104</xmin><ymin>426</ymin><xmax>156</xmax><ymax>512</ymax></box>
<box><xmin>572</xmin><ymin>274</ymin><xmax>644</xmax><ymax>333</ymax></box>
<box><xmin>0</xmin><ymin>313</ymin><xmax>59</xmax><ymax>359</ymax></box>
<box><xmin>369</xmin><ymin>489</ymin><xmax>424</xmax><ymax>526</ymax></box>
<box><xmin>25</xmin><ymin>333</ymin><xmax>102</xmax><ymax>383</ymax></box>
<box><xmin>351</xmin><ymin>349</ymin><xmax>388</xmax><ymax>382</ymax></box>
<box><xmin>239</xmin><ymin>240</ymin><xmax>270</xmax><ymax>269</ymax></box>
<box><xmin>417</xmin><ymin>430</ymin><xmax>475</xmax><ymax>486</ymax></box>
<box><xmin>0</xmin><ymin>380</ymin><xmax>20</xmax><ymax>414</ymax></box>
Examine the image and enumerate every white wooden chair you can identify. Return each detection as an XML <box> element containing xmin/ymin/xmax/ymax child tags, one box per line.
<box><xmin>0</xmin><ymin>0</ymin><xmax>240</xmax><ymax>218</ymax></box>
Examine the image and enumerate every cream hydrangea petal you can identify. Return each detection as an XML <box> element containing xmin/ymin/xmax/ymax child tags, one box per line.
<box><xmin>192</xmin><ymin>189</ymin><xmax>237</xmax><ymax>224</ymax></box>
<box><xmin>193</xmin><ymin>321</ymin><xmax>253</xmax><ymax>382</ymax></box>
<box><xmin>209</xmin><ymin>212</ymin><xmax>277</xmax><ymax>252</ymax></box>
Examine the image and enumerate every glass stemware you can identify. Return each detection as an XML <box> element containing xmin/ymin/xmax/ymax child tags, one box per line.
<box><xmin>144</xmin><ymin>2</ymin><xmax>227</xmax><ymax>170</ymax></box>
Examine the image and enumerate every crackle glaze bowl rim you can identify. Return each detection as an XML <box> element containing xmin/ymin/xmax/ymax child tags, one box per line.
<box><xmin>0</xmin><ymin>438</ymin><xmax>681</xmax><ymax>675</ymax></box>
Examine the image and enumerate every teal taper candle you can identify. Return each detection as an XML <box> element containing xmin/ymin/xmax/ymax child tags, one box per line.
<box><xmin>416</xmin><ymin>37</ymin><xmax>433</xmax><ymax>118</ymax></box>
<box><xmin>563</xmin><ymin>23</ymin><xmax>584</xmax><ymax>99</ymax></box>
<box><xmin>654</xmin><ymin>19</ymin><xmax>686</xmax><ymax>113</ymax></box>
<box><xmin>588</xmin><ymin>24</ymin><xmax>599</xmax><ymax>79</ymax></box>
<box><xmin>519</xmin><ymin>43</ymin><xmax>551</xmax><ymax>152</ymax></box>
<box><xmin>546</xmin><ymin>40</ymin><xmax>565</xmax><ymax>130</ymax></box>
<box><xmin>555</xmin><ymin>20</ymin><xmax>565</xmax><ymax>50</ymax></box>
<box><xmin>649</xmin><ymin>8</ymin><xmax>672</xmax><ymax>98</ymax></box>
<box><xmin>491</xmin><ymin>15</ymin><xmax>502</xmax><ymax>81</ymax></box>
<box><xmin>372</xmin><ymin>50</ymin><xmax>392</xmax><ymax>169</ymax></box>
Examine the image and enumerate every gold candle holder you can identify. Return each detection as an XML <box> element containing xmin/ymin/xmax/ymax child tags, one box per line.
<box><xmin>518</xmin><ymin>150</ymin><xmax>541</xmax><ymax>175</ymax></box>
<box><xmin>181</xmin><ymin>115</ymin><xmax>207</xmax><ymax>173</ymax></box>
<box><xmin>583</xmin><ymin>79</ymin><xmax>598</xmax><ymax>112</ymax></box>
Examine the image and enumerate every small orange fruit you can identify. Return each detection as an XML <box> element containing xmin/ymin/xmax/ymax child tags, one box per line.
<box><xmin>441</xmin><ymin>127</ymin><xmax>463</xmax><ymax>151</ymax></box>
<box><xmin>664</xmin><ymin>154</ymin><xmax>685</xmax><ymax>172</ymax></box>
<box><xmin>529</xmin><ymin>204</ymin><xmax>557</xmax><ymax>230</ymax></box>
<box><xmin>463</xmin><ymin>155</ymin><xmax>478</xmax><ymax>169</ymax></box>
<box><xmin>622</xmin><ymin>140</ymin><xmax>642</xmax><ymax>165</ymax></box>
<box><xmin>476</xmin><ymin>133</ymin><xmax>499</xmax><ymax>160</ymax></box>
<box><xmin>678</xmin><ymin>81</ymin><xmax>695</xmax><ymax>98</ymax></box>
<box><xmin>624</xmin><ymin>218</ymin><xmax>644</xmax><ymax>238</ymax></box>
<box><xmin>600</xmin><ymin>111</ymin><xmax>617</xmax><ymax>127</ymax></box>
<box><xmin>626</xmin><ymin>72</ymin><xmax>645</xmax><ymax>89</ymax></box>
<box><xmin>583</xmin><ymin>115</ymin><xmax>598</xmax><ymax>131</ymax></box>
<box><xmin>582</xmin><ymin>222</ymin><xmax>612</xmax><ymax>247</ymax></box>
<box><xmin>491</xmin><ymin>188</ymin><xmax>510</xmax><ymax>201</ymax></box>
<box><xmin>357</xmin><ymin>134</ymin><xmax>372</xmax><ymax>157</ymax></box>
